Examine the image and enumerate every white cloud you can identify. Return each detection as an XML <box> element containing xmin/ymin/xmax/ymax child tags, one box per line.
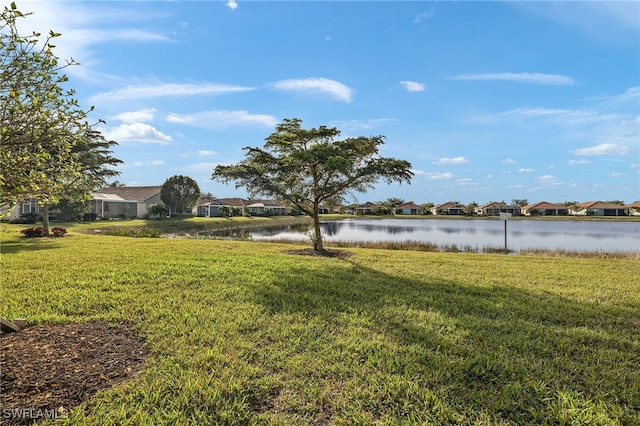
<box><xmin>226</xmin><ymin>0</ymin><xmax>238</xmax><ymax>11</ymax></box>
<box><xmin>104</xmin><ymin>123</ymin><xmax>172</xmax><ymax>145</ymax></box>
<box><xmin>400</xmin><ymin>80</ymin><xmax>426</xmax><ymax>92</ymax></box>
<box><xmin>610</xmin><ymin>173</ymin><xmax>623</xmax><ymax>178</ymax></box>
<box><xmin>91</xmin><ymin>83</ymin><xmax>255</xmax><ymax>103</ymax></box>
<box><xmin>502</xmin><ymin>158</ymin><xmax>517</xmax><ymax>164</ymax></box>
<box><xmin>411</xmin><ymin>169</ymin><xmax>426</xmax><ymax>176</ymax></box>
<box><xmin>327</xmin><ymin>118</ymin><xmax>396</xmax><ymax>132</ymax></box>
<box><xmin>535</xmin><ymin>175</ymin><xmax>562</xmax><ymax>186</ymax></box>
<box><xmin>185</xmin><ymin>162</ymin><xmax>219</xmax><ymax>173</ymax></box>
<box><xmin>197</xmin><ymin>150</ymin><xmax>217</xmax><ymax>157</ymax></box>
<box><xmin>568</xmin><ymin>159</ymin><xmax>591</xmax><ymax>165</ymax></box>
<box><xmin>14</xmin><ymin>1</ymin><xmax>170</xmax><ymax>80</ymax></box>
<box><xmin>413</xmin><ymin>10</ymin><xmax>435</xmax><ymax>24</ymax></box>
<box><xmin>517</xmin><ymin>168</ymin><xmax>534</xmax><ymax>173</ymax></box>
<box><xmin>427</xmin><ymin>172</ymin><xmax>456</xmax><ymax>180</ymax></box>
<box><xmin>113</xmin><ymin>108</ymin><xmax>156</xmax><ymax>124</ymax></box>
<box><xmin>166</xmin><ymin>110</ymin><xmax>277</xmax><ymax>128</ymax></box>
<box><xmin>270</xmin><ymin>78</ymin><xmax>353</xmax><ymax>103</ymax></box>
<box><xmin>454</xmin><ymin>178</ymin><xmax>478</xmax><ymax>187</ymax></box>
<box><xmin>434</xmin><ymin>157</ymin><xmax>469</xmax><ymax>165</ymax></box>
<box><xmin>571</xmin><ymin>143</ymin><xmax>630</xmax><ymax>156</ymax></box>
<box><xmin>133</xmin><ymin>160</ymin><xmax>165</xmax><ymax>166</ymax></box>
<box><xmin>452</xmin><ymin>72</ymin><xmax>575</xmax><ymax>85</ymax></box>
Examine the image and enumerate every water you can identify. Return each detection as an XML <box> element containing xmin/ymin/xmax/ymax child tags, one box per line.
<box><xmin>237</xmin><ymin>218</ymin><xmax>640</xmax><ymax>253</ymax></box>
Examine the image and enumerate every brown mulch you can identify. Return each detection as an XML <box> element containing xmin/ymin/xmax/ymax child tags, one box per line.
<box><xmin>284</xmin><ymin>248</ymin><xmax>353</xmax><ymax>258</ymax></box>
<box><xmin>0</xmin><ymin>322</ymin><xmax>149</xmax><ymax>425</ymax></box>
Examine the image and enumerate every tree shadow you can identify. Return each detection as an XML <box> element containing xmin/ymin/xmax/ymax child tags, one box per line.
<box><xmin>247</xmin><ymin>253</ymin><xmax>639</xmax><ymax>422</ymax></box>
<box><xmin>0</xmin><ymin>237</ymin><xmax>63</xmax><ymax>254</ymax></box>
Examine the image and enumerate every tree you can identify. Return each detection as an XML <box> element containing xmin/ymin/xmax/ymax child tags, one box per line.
<box><xmin>147</xmin><ymin>204</ymin><xmax>167</xmax><ymax>220</ymax></box>
<box><xmin>160</xmin><ymin>175</ymin><xmax>201</xmax><ymax>217</ymax></box>
<box><xmin>1</xmin><ymin>3</ymin><xmax>121</xmax><ymax>234</ymax></box>
<box><xmin>47</xmin><ymin>128</ymin><xmax>122</xmax><ymax>227</ymax></box>
<box><xmin>464</xmin><ymin>201</ymin><xmax>478</xmax><ymax>216</ymax></box>
<box><xmin>511</xmin><ymin>199</ymin><xmax>528</xmax><ymax>209</ymax></box>
<box><xmin>1</xmin><ymin>3</ymin><xmax>83</xmax><ymax>209</ymax></box>
<box><xmin>212</xmin><ymin>118</ymin><xmax>413</xmax><ymax>252</ymax></box>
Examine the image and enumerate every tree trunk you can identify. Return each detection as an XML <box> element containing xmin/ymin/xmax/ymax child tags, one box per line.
<box><xmin>41</xmin><ymin>204</ymin><xmax>50</xmax><ymax>236</ymax></box>
<box><xmin>311</xmin><ymin>213</ymin><xmax>324</xmax><ymax>252</ymax></box>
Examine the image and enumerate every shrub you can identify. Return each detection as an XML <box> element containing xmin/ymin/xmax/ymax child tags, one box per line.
<box><xmin>51</xmin><ymin>227</ymin><xmax>67</xmax><ymax>237</ymax></box>
<box><xmin>21</xmin><ymin>227</ymin><xmax>45</xmax><ymax>238</ymax></box>
<box><xmin>82</xmin><ymin>212</ymin><xmax>98</xmax><ymax>221</ymax></box>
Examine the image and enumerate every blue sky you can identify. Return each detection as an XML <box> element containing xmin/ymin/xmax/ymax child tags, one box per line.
<box><xmin>17</xmin><ymin>0</ymin><xmax>640</xmax><ymax>204</ymax></box>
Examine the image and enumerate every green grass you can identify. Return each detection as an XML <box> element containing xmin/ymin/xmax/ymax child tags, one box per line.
<box><xmin>1</xmin><ymin>223</ymin><xmax>639</xmax><ymax>425</ymax></box>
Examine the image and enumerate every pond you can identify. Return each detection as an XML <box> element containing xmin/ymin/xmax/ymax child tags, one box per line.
<box><xmin>204</xmin><ymin>218</ymin><xmax>640</xmax><ymax>253</ymax></box>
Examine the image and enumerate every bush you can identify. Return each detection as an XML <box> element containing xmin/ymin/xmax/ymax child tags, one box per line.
<box><xmin>51</xmin><ymin>227</ymin><xmax>67</xmax><ymax>237</ymax></box>
<box><xmin>82</xmin><ymin>212</ymin><xmax>97</xmax><ymax>221</ymax></box>
<box><xmin>21</xmin><ymin>227</ymin><xmax>45</xmax><ymax>238</ymax></box>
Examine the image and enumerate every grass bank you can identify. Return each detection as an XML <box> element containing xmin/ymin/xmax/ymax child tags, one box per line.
<box><xmin>1</xmin><ymin>225</ymin><xmax>639</xmax><ymax>424</ymax></box>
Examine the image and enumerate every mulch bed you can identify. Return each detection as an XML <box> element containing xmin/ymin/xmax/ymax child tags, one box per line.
<box><xmin>0</xmin><ymin>322</ymin><xmax>149</xmax><ymax>425</ymax></box>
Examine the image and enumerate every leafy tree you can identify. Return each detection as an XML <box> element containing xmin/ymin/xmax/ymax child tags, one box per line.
<box><xmin>464</xmin><ymin>201</ymin><xmax>478</xmax><ymax>216</ymax></box>
<box><xmin>48</xmin><ymin>128</ymin><xmax>122</xmax><ymax>226</ymax></box>
<box><xmin>147</xmin><ymin>204</ymin><xmax>167</xmax><ymax>220</ymax></box>
<box><xmin>511</xmin><ymin>199</ymin><xmax>529</xmax><ymax>209</ymax></box>
<box><xmin>160</xmin><ymin>175</ymin><xmax>201</xmax><ymax>217</ymax></box>
<box><xmin>1</xmin><ymin>3</ymin><xmax>83</xmax><ymax>209</ymax></box>
<box><xmin>1</xmin><ymin>3</ymin><xmax>121</xmax><ymax>234</ymax></box>
<box><xmin>217</xmin><ymin>205</ymin><xmax>232</xmax><ymax>218</ymax></box>
<box><xmin>212</xmin><ymin>118</ymin><xmax>413</xmax><ymax>252</ymax></box>
<box><xmin>108</xmin><ymin>180</ymin><xmax>126</xmax><ymax>187</ymax></box>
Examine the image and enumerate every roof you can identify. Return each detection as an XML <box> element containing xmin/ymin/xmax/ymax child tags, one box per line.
<box><xmin>92</xmin><ymin>193</ymin><xmax>136</xmax><ymax>202</ymax></box>
<box><xmin>357</xmin><ymin>202</ymin><xmax>379</xmax><ymax>208</ymax></box>
<box><xmin>95</xmin><ymin>186</ymin><xmax>162</xmax><ymax>202</ymax></box>
<box><xmin>216</xmin><ymin>198</ymin><xmax>248</xmax><ymax>208</ymax></box>
<box><xmin>434</xmin><ymin>201</ymin><xmax>464</xmax><ymax>209</ymax></box>
<box><xmin>478</xmin><ymin>202</ymin><xmax>508</xmax><ymax>209</ymax></box>
<box><xmin>625</xmin><ymin>201</ymin><xmax>640</xmax><ymax>208</ymax></box>
<box><xmin>522</xmin><ymin>201</ymin><xmax>567</xmax><ymax>210</ymax></box>
<box><xmin>576</xmin><ymin>201</ymin><xmax>627</xmax><ymax>209</ymax></box>
<box><xmin>397</xmin><ymin>202</ymin><xmax>422</xmax><ymax>209</ymax></box>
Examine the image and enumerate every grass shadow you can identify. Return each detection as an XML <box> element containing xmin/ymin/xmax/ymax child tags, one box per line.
<box><xmin>247</xmin><ymin>253</ymin><xmax>639</xmax><ymax>423</ymax></box>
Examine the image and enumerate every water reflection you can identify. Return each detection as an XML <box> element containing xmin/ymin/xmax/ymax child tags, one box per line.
<box><xmin>238</xmin><ymin>218</ymin><xmax>640</xmax><ymax>253</ymax></box>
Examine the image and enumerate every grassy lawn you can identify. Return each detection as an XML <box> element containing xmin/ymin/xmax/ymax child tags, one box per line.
<box><xmin>1</xmin><ymin>223</ymin><xmax>639</xmax><ymax>425</ymax></box>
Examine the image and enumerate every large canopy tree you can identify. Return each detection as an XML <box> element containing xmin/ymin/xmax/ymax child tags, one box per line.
<box><xmin>1</xmin><ymin>2</ymin><xmax>121</xmax><ymax>233</ymax></box>
<box><xmin>160</xmin><ymin>175</ymin><xmax>201</xmax><ymax>217</ymax></box>
<box><xmin>212</xmin><ymin>118</ymin><xmax>413</xmax><ymax>252</ymax></box>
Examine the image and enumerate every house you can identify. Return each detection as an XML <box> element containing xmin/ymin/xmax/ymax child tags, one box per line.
<box><xmin>0</xmin><ymin>197</ymin><xmax>41</xmax><ymax>221</ymax></box>
<box><xmin>90</xmin><ymin>186</ymin><xmax>162</xmax><ymax>219</ymax></box>
<box><xmin>626</xmin><ymin>201</ymin><xmax>640</xmax><ymax>216</ymax></box>
<box><xmin>194</xmin><ymin>197</ymin><xmax>248</xmax><ymax>217</ymax></box>
<box><xmin>395</xmin><ymin>201</ymin><xmax>423</xmax><ymax>215</ymax></box>
<box><xmin>571</xmin><ymin>201</ymin><xmax>628</xmax><ymax>216</ymax></box>
<box><xmin>431</xmin><ymin>202</ymin><xmax>465</xmax><ymax>215</ymax></box>
<box><xmin>521</xmin><ymin>201</ymin><xmax>568</xmax><ymax>216</ymax></box>
<box><xmin>246</xmin><ymin>199</ymin><xmax>288</xmax><ymax>216</ymax></box>
<box><xmin>354</xmin><ymin>202</ymin><xmax>380</xmax><ymax>215</ymax></box>
<box><xmin>475</xmin><ymin>202</ymin><xmax>520</xmax><ymax>216</ymax></box>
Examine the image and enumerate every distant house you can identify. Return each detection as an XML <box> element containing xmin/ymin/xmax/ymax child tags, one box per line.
<box><xmin>626</xmin><ymin>201</ymin><xmax>640</xmax><ymax>216</ymax></box>
<box><xmin>432</xmin><ymin>202</ymin><xmax>465</xmax><ymax>215</ymax></box>
<box><xmin>246</xmin><ymin>199</ymin><xmax>288</xmax><ymax>216</ymax></box>
<box><xmin>521</xmin><ymin>201</ymin><xmax>568</xmax><ymax>216</ymax></box>
<box><xmin>475</xmin><ymin>202</ymin><xmax>520</xmax><ymax>216</ymax></box>
<box><xmin>354</xmin><ymin>202</ymin><xmax>379</xmax><ymax>215</ymax></box>
<box><xmin>194</xmin><ymin>197</ymin><xmax>247</xmax><ymax>217</ymax></box>
<box><xmin>91</xmin><ymin>186</ymin><xmax>162</xmax><ymax>219</ymax></box>
<box><xmin>194</xmin><ymin>198</ymin><xmax>288</xmax><ymax>217</ymax></box>
<box><xmin>571</xmin><ymin>201</ymin><xmax>628</xmax><ymax>216</ymax></box>
<box><xmin>0</xmin><ymin>197</ymin><xmax>41</xmax><ymax>221</ymax></box>
<box><xmin>395</xmin><ymin>201</ymin><xmax>423</xmax><ymax>215</ymax></box>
